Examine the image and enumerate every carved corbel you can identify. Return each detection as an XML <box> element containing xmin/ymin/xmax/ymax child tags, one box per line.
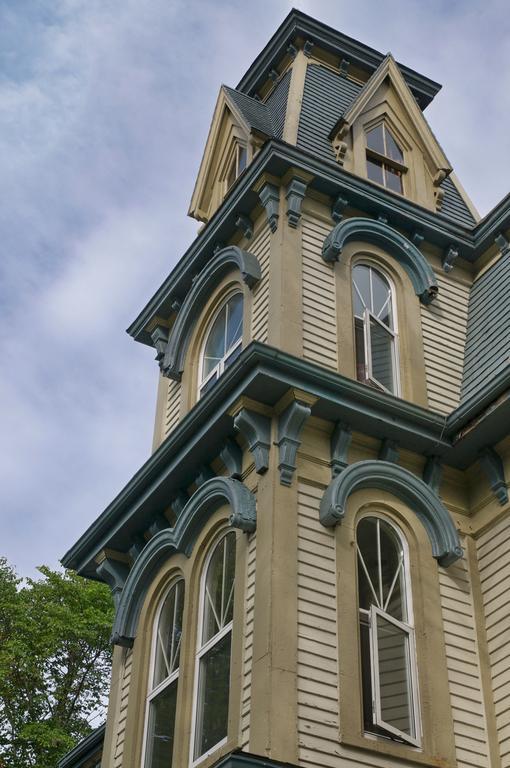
<box><xmin>286</xmin><ymin>43</ymin><xmax>298</xmax><ymax>59</ymax></box>
<box><xmin>433</xmin><ymin>170</ymin><xmax>447</xmax><ymax>187</ymax></box>
<box><xmin>269</xmin><ymin>68</ymin><xmax>279</xmax><ymax>83</ymax></box>
<box><xmin>339</xmin><ymin>58</ymin><xmax>350</xmax><ymax>77</ymax></box>
<box><xmin>233</xmin><ymin>407</ymin><xmax>271</xmax><ymax>474</ymax></box>
<box><xmin>285</xmin><ymin>178</ymin><xmax>308</xmax><ymax>227</ymax></box>
<box><xmin>330</xmin><ymin>422</ymin><xmax>352</xmax><ymax>478</ymax></box>
<box><xmin>234</xmin><ymin>213</ymin><xmax>253</xmax><ymax>240</ymax></box>
<box><xmin>170</xmin><ymin>298</ymin><xmax>181</xmax><ymax>313</ymax></box>
<box><xmin>148</xmin><ymin>514</ymin><xmax>171</xmax><ymax>538</ymax></box>
<box><xmin>213</xmin><ymin>241</ymin><xmax>226</xmax><ymax>254</ymax></box>
<box><xmin>434</xmin><ymin>186</ymin><xmax>445</xmax><ymax>212</ymax></box>
<box><xmin>150</xmin><ymin>325</ymin><xmax>169</xmax><ymax>365</ymax></box>
<box><xmin>276</xmin><ymin>392</ymin><xmax>317</xmax><ymax>485</ymax></box>
<box><xmin>379</xmin><ymin>439</ymin><xmax>399</xmax><ymax>463</ymax></box>
<box><xmin>331</xmin><ymin>195</ymin><xmax>348</xmax><ymax>223</ymax></box>
<box><xmin>128</xmin><ymin>536</ymin><xmax>146</xmax><ymax>563</ymax></box>
<box><xmin>303</xmin><ymin>39</ymin><xmax>314</xmax><ymax>57</ymax></box>
<box><xmin>412</xmin><ymin>230</ymin><xmax>425</xmax><ymax>248</ymax></box>
<box><xmin>195</xmin><ymin>465</ymin><xmax>215</xmax><ymax>487</ymax></box>
<box><xmin>333</xmin><ymin>140</ymin><xmax>347</xmax><ymax>165</ymax></box>
<box><xmin>171</xmin><ymin>490</ymin><xmax>189</xmax><ymax>517</ymax></box>
<box><xmin>495</xmin><ymin>232</ymin><xmax>510</xmax><ymax>256</ymax></box>
<box><xmin>423</xmin><ymin>455</ymin><xmax>442</xmax><ymax>494</ymax></box>
<box><xmin>256</xmin><ymin>181</ymin><xmax>280</xmax><ymax>233</ymax></box>
<box><xmin>479</xmin><ymin>447</ymin><xmax>509</xmax><ymax>506</ymax></box>
<box><xmin>442</xmin><ymin>243</ymin><xmax>459</xmax><ymax>273</ymax></box>
<box><xmin>96</xmin><ymin>555</ymin><xmax>130</xmax><ymax>608</ymax></box>
<box><xmin>220</xmin><ymin>438</ymin><xmax>243</xmax><ymax>479</ymax></box>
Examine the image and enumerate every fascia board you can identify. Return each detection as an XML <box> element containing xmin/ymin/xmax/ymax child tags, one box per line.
<box><xmin>128</xmin><ymin>140</ymin><xmax>476</xmax><ymax>347</ymax></box>
<box><xmin>235</xmin><ymin>9</ymin><xmax>441</xmax><ymax>108</ymax></box>
<box><xmin>57</xmin><ymin>725</ymin><xmax>105</xmax><ymax>768</ymax></box>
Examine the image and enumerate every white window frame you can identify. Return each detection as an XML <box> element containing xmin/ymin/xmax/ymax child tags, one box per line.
<box><xmin>198</xmin><ymin>292</ymin><xmax>243</xmax><ymax>399</ymax></box>
<box><xmin>356</xmin><ymin>514</ymin><xmax>421</xmax><ymax>748</ymax></box>
<box><xmin>353</xmin><ymin>264</ymin><xmax>400</xmax><ymax>396</ymax></box>
<box><xmin>224</xmin><ymin>143</ymin><xmax>248</xmax><ymax>194</ymax></box>
<box><xmin>189</xmin><ymin>531</ymin><xmax>236</xmax><ymax>766</ymax></box>
<box><xmin>365</xmin><ymin>122</ymin><xmax>406</xmax><ymax>194</ymax></box>
<box><xmin>141</xmin><ymin>578</ymin><xmax>184</xmax><ymax>768</ymax></box>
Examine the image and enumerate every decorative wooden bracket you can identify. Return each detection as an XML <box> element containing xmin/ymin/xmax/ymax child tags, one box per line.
<box><xmin>233</xmin><ymin>407</ymin><xmax>271</xmax><ymax>474</ymax></box>
<box><xmin>235</xmin><ymin>213</ymin><xmax>253</xmax><ymax>240</ymax></box>
<box><xmin>286</xmin><ymin>43</ymin><xmax>298</xmax><ymax>59</ymax></box>
<box><xmin>412</xmin><ymin>230</ymin><xmax>425</xmax><ymax>248</ymax></box>
<box><xmin>330</xmin><ymin>422</ymin><xmax>352</xmax><ymax>477</ymax></box>
<box><xmin>276</xmin><ymin>394</ymin><xmax>315</xmax><ymax>485</ymax></box>
<box><xmin>331</xmin><ymin>195</ymin><xmax>349</xmax><ymax>223</ymax></box>
<box><xmin>213</xmin><ymin>241</ymin><xmax>226</xmax><ymax>254</ymax></box>
<box><xmin>303</xmin><ymin>39</ymin><xmax>314</xmax><ymax>57</ymax></box>
<box><xmin>220</xmin><ymin>438</ymin><xmax>243</xmax><ymax>479</ymax></box>
<box><xmin>150</xmin><ymin>326</ymin><xmax>169</xmax><ymax>365</ymax></box>
<box><xmin>378</xmin><ymin>213</ymin><xmax>389</xmax><ymax>225</ymax></box>
<box><xmin>442</xmin><ymin>243</ymin><xmax>459</xmax><ymax>273</ymax></box>
<box><xmin>285</xmin><ymin>178</ymin><xmax>308</xmax><ymax>227</ymax></box>
<box><xmin>379</xmin><ymin>439</ymin><xmax>399</xmax><ymax>463</ymax></box>
<box><xmin>333</xmin><ymin>140</ymin><xmax>347</xmax><ymax>165</ymax></box>
<box><xmin>195</xmin><ymin>465</ymin><xmax>215</xmax><ymax>487</ymax></box>
<box><xmin>128</xmin><ymin>536</ymin><xmax>146</xmax><ymax>562</ymax></box>
<box><xmin>148</xmin><ymin>514</ymin><xmax>171</xmax><ymax>538</ymax></box>
<box><xmin>170</xmin><ymin>298</ymin><xmax>181</xmax><ymax>313</ymax></box>
<box><xmin>479</xmin><ymin>447</ymin><xmax>509</xmax><ymax>506</ymax></box>
<box><xmin>96</xmin><ymin>556</ymin><xmax>130</xmax><ymax>608</ymax></box>
<box><xmin>339</xmin><ymin>58</ymin><xmax>350</xmax><ymax>77</ymax></box>
<box><xmin>269</xmin><ymin>68</ymin><xmax>279</xmax><ymax>83</ymax></box>
<box><xmin>171</xmin><ymin>490</ymin><xmax>189</xmax><ymax>517</ymax></box>
<box><xmin>423</xmin><ymin>456</ymin><xmax>442</xmax><ymax>494</ymax></box>
<box><xmin>495</xmin><ymin>232</ymin><xmax>510</xmax><ymax>256</ymax></box>
<box><xmin>257</xmin><ymin>182</ymin><xmax>280</xmax><ymax>232</ymax></box>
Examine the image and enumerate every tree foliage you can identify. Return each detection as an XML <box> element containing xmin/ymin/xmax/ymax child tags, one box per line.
<box><xmin>0</xmin><ymin>558</ymin><xmax>114</xmax><ymax>768</ymax></box>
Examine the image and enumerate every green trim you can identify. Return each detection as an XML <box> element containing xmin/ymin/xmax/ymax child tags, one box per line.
<box><xmin>161</xmin><ymin>246</ymin><xmax>261</xmax><ymax>380</ymax></box>
<box><xmin>276</xmin><ymin>399</ymin><xmax>312</xmax><ymax>485</ymax></box>
<box><xmin>319</xmin><ymin>460</ymin><xmax>462</xmax><ymax>566</ymax></box>
<box><xmin>112</xmin><ymin>477</ymin><xmax>256</xmax><ymax>646</ymax></box>
<box><xmin>322</xmin><ymin>217</ymin><xmax>438</xmax><ymax>304</ymax></box>
<box><xmin>57</xmin><ymin>725</ymin><xmax>105</xmax><ymax>768</ymax></box>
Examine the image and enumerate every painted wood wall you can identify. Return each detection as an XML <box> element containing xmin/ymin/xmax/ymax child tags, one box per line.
<box><xmin>477</xmin><ymin>515</ymin><xmax>510</xmax><ymax>767</ymax></box>
<box><xmin>250</xmin><ymin>224</ymin><xmax>271</xmax><ymax>344</ymax></box>
<box><xmin>112</xmin><ymin>648</ymin><xmax>133</xmax><ymax>768</ymax></box>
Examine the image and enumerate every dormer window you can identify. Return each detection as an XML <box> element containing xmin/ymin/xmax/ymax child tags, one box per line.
<box><xmin>366</xmin><ymin>125</ymin><xmax>405</xmax><ymax>194</ymax></box>
<box><xmin>225</xmin><ymin>144</ymin><xmax>247</xmax><ymax>192</ymax></box>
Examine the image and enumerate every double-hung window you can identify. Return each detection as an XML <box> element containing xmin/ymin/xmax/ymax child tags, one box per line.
<box><xmin>366</xmin><ymin>124</ymin><xmax>405</xmax><ymax>194</ymax></box>
<box><xmin>192</xmin><ymin>531</ymin><xmax>236</xmax><ymax>763</ymax></box>
<box><xmin>143</xmin><ymin>579</ymin><xmax>184</xmax><ymax>768</ymax></box>
<box><xmin>352</xmin><ymin>264</ymin><xmax>399</xmax><ymax>395</ymax></box>
<box><xmin>199</xmin><ymin>293</ymin><xmax>243</xmax><ymax>397</ymax></box>
<box><xmin>356</xmin><ymin>516</ymin><xmax>420</xmax><ymax>747</ymax></box>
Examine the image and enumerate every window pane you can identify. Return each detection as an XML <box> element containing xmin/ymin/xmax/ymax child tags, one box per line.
<box><xmin>367</xmin><ymin>158</ymin><xmax>384</xmax><ymax>185</ymax></box>
<box><xmin>238</xmin><ymin>146</ymin><xmax>247</xmax><ymax>173</ymax></box>
<box><xmin>369</xmin><ymin>318</ymin><xmax>394</xmax><ymax>392</ymax></box>
<box><xmin>360</xmin><ymin>617</ymin><xmax>373</xmax><ymax>732</ymax></box>
<box><xmin>194</xmin><ymin>632</ymin><xmax>232</xmax><ymax>758</ymax></box>
<box><xmin>366</xmin><ymin>125</ymin><xmax>384</xmax><ymax>154</ymax></box>
<box><xmin>202</xmin><ymin>533</ymin><xmax>236</xmax><ymax>644</ymax></box>
<box><xmin>354</xmin><ymin>317</ymin><xmax>367</xmax><ymax>384</ymax></box>
<box><xmin>224</xmin><ymin>342</ymin><xmax>242</xmax><ymax>369</ymax></box>
<box><xmin>225</xmin><ymin>294</ymin><xmax>243</xmax><ymax>351</ymax></box>
<box><xmin>226</xmin><ymin>160</ymin><xmax>236</xmax><ymax>190</ymax></box>
<box><xmin>385</xmin><ymin>129</ymin><xmax>403</xmax><ymax>163</ymax></box>
<box><xmin>376</xmin><ymin>614</ymin><xmax>414</xmax><ymax>739</ymax></box>
<box><xmin>385</xmin><ymin>165</ymin><xmax>403</xmax><ymax>194</ymax></box>
<box><xmin>203</xmin><ymin>308</ymin><xmax>227</xmax><ymax>379</ymax></box>
<box><xmin>352</xmin><ymin>265</ymin><xmax>371</xmax><ymax>311</ymax></box>
<box><xmin>200</xmin><ymin>371</ymin><xmax>218</xmax><ymax>396</ymax></box>
<box><xmin>153</xmin><ymin>581</ymin><xmax>184</xmax><ymax>689</ymax></box>
<box><xmin>371</xmin><ymin>271</ymin><xmax>392</xmax><ymax>328</ymax></box>
<box><xmin>145</xmin><ymin>680</ymin><xmax>178</xmax><ymax>768</ymax></box>
<box><xmin>379</xmin><ymin>521</ymin><xmax>405</xmax><ymax>621</ymax></box>
<box><xmin>357</xmin><ymin>517</ymin><xmax>379</xmax><ymax>608</ymax></box>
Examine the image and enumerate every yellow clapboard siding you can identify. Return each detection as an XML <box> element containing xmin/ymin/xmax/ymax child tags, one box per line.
<box><xmin>241</xmin><ymin>533</ymin><xmax>256</xmax><ymax>749</ymax></box>
<box><xmin>164</xmin><ymin>379</ymin><xmax>181</xmax><ymax>438</ymax></box>
<box><xmin>113</xmin><ymin>649</ymin><xmax>133</xmax><ymax>767</ymax></box>
<box><xmin>250</xmin><ymin>227</ymin><xmax>271</xmax><ymax>343</ymax></box>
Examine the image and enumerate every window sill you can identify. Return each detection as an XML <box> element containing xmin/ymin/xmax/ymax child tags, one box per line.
<box><xmin>340</xmin><ymin>732</ymin><xmax>455</xmax><ymax>768</ymax></box>
<box><xmin>190</xmin><ymin>738</ymin><xmax>237</xmax><ymax>768</ymax></box>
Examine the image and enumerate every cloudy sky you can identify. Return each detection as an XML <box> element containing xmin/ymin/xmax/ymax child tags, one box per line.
<box><xmin>1</xmin><ymin>0</ymin><xmax>509</xmax><ymax>578</ymax></box>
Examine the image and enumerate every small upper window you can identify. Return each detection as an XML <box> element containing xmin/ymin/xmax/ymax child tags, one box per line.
<box><xmin>199</xmin><ymin>293</ymin><xmax>243</xmax><ymax>397</ymax></box>
<box><xmin>143</xmin><ymin>579</ymin><xmax>184</xmax><ymax>768</ymax></box>
<box><xmin>352</xmin><ymin>264</ymin><xmax>398</xmax><ymax>395</ymax></box>
<box><xmin>357</xmin><ymin>516</ymin><xmax>420</xmax><ymax>747</ymax></box>
<box><xmin>366</xmin><ymin>124</ymin><xmax>405</xmax><ymax>194</ymax></box>
<box><xmin>192</xmin><ymin>531</ymin><xmax>236</xmax><ymax>763</ymax></box>
<box><xmin>226</xmin><ymin>144</ymin><xmax>247</xmax><ymax>191</ymax></box>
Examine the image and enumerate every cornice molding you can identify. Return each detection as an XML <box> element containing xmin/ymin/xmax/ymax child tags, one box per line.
<box><xmin>111</xmin><ymin>477</ymin><xmax>256</xmax><ymax>646</ymax></box>
<box><xmin>319</xmin><ymin>460</ymin><xmax>463</xmax><ymax>567</ymax></box>
<box><xmin>322</xmin><ymin>217</ymin><xmax>438</xmax><ymax>304</ymax></box>
<box><xmin>161</xmin><ymin>245</ymin><xmax>261</xmax><ymax>380</ymax></box>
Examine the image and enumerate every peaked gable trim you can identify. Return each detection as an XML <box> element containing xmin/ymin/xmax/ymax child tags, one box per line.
<box><xmin>319</xmin><ymin>460</ymin><xmax>462</xmax><ymax>567</ymax></box>
<box><xmin>332</xmin><ymin>54</ymin><xmax>451</xmax><ymax>183</ymax></box>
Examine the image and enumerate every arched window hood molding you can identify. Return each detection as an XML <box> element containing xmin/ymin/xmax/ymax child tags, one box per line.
<box><xmin>321</xmin><ymin>217</ymin><xmax>438</xmax><ymax>305</ymax></box>
<box><xmin>111</xmin><ymin>477</ymin><xmax>256</xmax><ymax>647</ymax></box>
<box><xmin>161</xmin><ymin>245</ymin><xmax>261</xmax><ymax>380</ymax></box>
<box><xmin>319</xmin><ymin>460</ymin><xmax>462</xmax><ymax>567</ymax></box>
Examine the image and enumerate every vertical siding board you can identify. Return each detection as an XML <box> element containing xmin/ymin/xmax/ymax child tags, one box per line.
<box><xmin>113</xmin><ymin>649</ymin><xmax>133</xmax><ymax>767</ymax></box>
<box><xmin>241</xmin><ymin>533</ymin><xmax>256</xmax><ymax>749</ymax></box>
<box><xmin>250</xmin><ymin>227</ymin><xmax>271</xmax><ymax>344</ymax></box>
<box><xmin>477</xmin><ymin>516</ymin><xmax>510</xmax><ymax>768</ymax></box>
<box><xmin>421</xmin><ymin>273</ymin><xmax>470</xmax><ymax>413</ymax></box>
<box><xmin>302</xmin><ymin>217</ymin><xmax>338</xmax><ymax>370</ymax></box>
<box><xmin>438</xmin><ymin>551</ymin><xmax>490</xmax><ymax>768</ymax></box>
<box><xmin>297</xmin><ymin>483</ymin><xmax>339</xmax><ymax>767</ymax></box>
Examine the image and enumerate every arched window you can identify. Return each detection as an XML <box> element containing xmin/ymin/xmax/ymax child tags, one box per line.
<box><xmin>366</xmin><ymin>124</ymin><xmax>405</xmax><ymax>193</ymax></box>
<box><xmin>352</xmin><ymin>264</ymin><xmax>399</xmax><ymax>394</ymax></box>
<box><xmin>356</xmin><ymin>516</ymin><xmax>420</xmax><ymax>746</ymax></box>
<box><xmin>199</xmin><ymin>293</ymin><xmax>243</xmax><ymax>397</ymax></box>
<box><xmin>192</xmin><ymin>531</ymin><xmax>236</xmax><ymax>763</ymax></box>
<box><xmin>143</xmin><ymin>579</ymin><xmax>185</xmax><ymax>768</ymax></box>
